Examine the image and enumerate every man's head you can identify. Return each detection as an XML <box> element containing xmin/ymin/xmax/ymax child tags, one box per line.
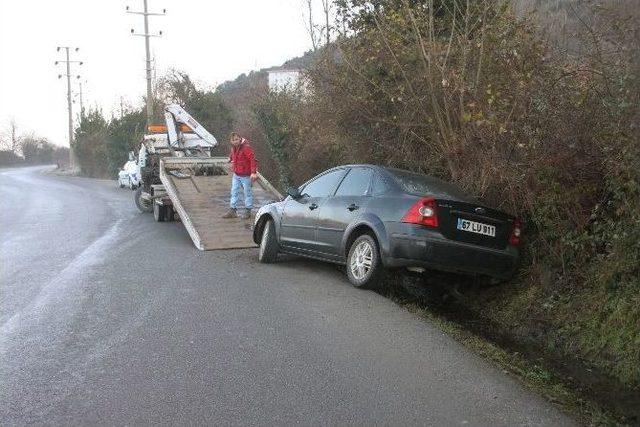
<box><xmin>230</xmin><ymin>132</ymin><xmax>242</xmax><ymax>146</ymax></box>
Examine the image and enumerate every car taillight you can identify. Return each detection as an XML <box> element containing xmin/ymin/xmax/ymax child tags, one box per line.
<box><xmin>402</xmin><ymin>198</ymin><xmax>439</xmax><ymax>228</ymax></box>
<box><xmin>509</xmin><ymin>219</ymin><xmax>522</xmax><ymax>246</ymax></box>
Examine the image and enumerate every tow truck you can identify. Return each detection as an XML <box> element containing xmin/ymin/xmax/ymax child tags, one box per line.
<box><xmin>134</xmin><ymin>104</ymin><xmax>281</xmax><ymax>250</ymax></box>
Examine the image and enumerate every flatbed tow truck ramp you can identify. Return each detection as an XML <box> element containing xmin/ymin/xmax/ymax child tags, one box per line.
<box><xmin>157</xmin><ymin>157</ymin><xmax>281</xmax><ymax>251</ymax></box>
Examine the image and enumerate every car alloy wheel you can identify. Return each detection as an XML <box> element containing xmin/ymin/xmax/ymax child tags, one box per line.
<box><xmin>258</xmin><ymin>218</ymin><xmax>278</xmax><ymax>263</ymax></box>
<box><xmin>350</xmin><ymin>240</ymin><xmax>373</xmax><ymax>281</ymax></box>
<box><xmin>346</xmin><ymin>234</ymin><xmax>382</xmax><ymax>289</ymax></box>
<box><xmin>259</xmin><ymin>225</ymin><xmax>268</xmax><ymax>259</ymax></box>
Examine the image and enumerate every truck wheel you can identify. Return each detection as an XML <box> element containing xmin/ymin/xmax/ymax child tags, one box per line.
<box><xmin>135</xmin><ymin>186</ymin><xmax>153</xmax><ymax>213</ymax></box>
<box><xmin>346</xmin><ymin>234</ymin><xmax>383</xmax><ymax>289</ymax></box>
<box><xmin>153</xmin><ymin>202</ymin><xmax>165</xmax><ymax>222</ymax></box>
<box><xmin>166</xmin><ymin>206</ymin><xmax>175</xmax><ymax>222</ymax></box>
<box><xmin>258</xmin><ymin>219</ymin><xmax>278</xmax><ymax>263</ymax></box>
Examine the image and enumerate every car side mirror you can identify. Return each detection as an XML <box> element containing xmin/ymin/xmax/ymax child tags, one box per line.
<box><xmin>287</xmin><ymin>187</ymin><xmax>302</xmax><ymax>199</ymax></box>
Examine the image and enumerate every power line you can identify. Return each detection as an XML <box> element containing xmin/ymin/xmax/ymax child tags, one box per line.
<box><xmin>55</xmin><ymin>46</ymin><xmax>83</xmax><ymax>170</ymax></box>
<box><xmin>127</xmin><ymin>0</ymin><xmax>165</xmax><ymax>127</ymax></box>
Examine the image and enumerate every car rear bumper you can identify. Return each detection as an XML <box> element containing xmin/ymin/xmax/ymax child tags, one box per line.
<box><xmin>384</xmin><ymin>229</ymin><xmax>519</xmax><ymax>280</ymax></box>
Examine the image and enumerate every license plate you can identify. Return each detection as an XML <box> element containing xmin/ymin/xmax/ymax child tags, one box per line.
<box><xmin>457</xmin><ymin>218</ymin><xmax>496</xmax><ymax>237</ymax></box>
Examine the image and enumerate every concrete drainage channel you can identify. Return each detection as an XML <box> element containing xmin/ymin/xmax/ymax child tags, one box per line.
<box><xmin>373</xmin><ymin>272</ymin><xmax>640</xmax><ymax>426</ymax></box>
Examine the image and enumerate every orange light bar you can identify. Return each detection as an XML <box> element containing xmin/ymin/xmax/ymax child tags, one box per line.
<box><xmin>147</xmin><ymin>124</ymin><xmax>193</xmax><ymax>133</ymax></box>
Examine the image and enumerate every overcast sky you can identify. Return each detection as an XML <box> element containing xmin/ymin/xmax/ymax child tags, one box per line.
<box><xmin>0</xmin><ymin>0</ymin><xmax>321</xmax><ymax>146</ymax></box>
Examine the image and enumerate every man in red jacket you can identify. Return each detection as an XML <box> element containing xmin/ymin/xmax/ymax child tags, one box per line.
<box><xmin>222</xmin><ymin>132</ymin><xmax>258</xmax><ymax>219</ymax></box>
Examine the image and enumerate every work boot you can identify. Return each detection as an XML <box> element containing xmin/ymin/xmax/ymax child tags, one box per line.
<box><xmin>239</xmin><ymin>208</ymin><xmax>252</xmax><ymax>220</ymax></box>
<box><xmin>222</xmin><ymin>208</ymin><xmax>237</xmax><ymax>219</ymax></box>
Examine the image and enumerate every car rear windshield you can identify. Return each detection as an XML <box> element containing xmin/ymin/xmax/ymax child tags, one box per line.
<box><xmin>386</xmin><ymin>168</ymin><xmax>474</xmax><ymax>201</ymax></box>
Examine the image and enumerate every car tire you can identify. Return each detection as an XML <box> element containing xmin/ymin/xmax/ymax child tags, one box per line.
<box><xmin>346</xmin><ymin>234</ymin><xmax>382</xmax><ymax>289</ymax></box>
<box><xmin>258</xmin><ymin>218</ymin><xmax>278</xmax><ymax>263</ymax></box>
<box><xmin>153</xmin><ymin>202</ymin><xmax>165</xmax><ymax>222</ymax></box>
<box><xmin>135</xmin><ymin>186</ymin><xmax>153</xmax><ymax>213</ymax></box>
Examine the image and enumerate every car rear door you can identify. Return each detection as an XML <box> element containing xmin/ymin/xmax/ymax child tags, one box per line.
<box><xmin>279</xmin><ymin>169</ymin><xmax>347</xmax><ymax>253</ymax></box>
<box><xmin>315</xmin><ymin>167</ymin><xmax>374</xmax><ymax>258</ymax></box>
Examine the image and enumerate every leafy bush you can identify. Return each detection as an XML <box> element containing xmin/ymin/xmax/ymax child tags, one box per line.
<box><xmin>74</xmin><ymin>110</ymin><xmax>109</xmax><ymax>177</ymax></box>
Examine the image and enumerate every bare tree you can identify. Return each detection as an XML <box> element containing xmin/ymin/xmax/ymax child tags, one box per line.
<box><xmin>0</xmin><ymin>130</ymin><xmax>7</xmax><ymax>151</ymax></box>
<box><xmin>321</xmin><ymin>0</ymin><xmax>331</xmax><ymax>45</ymax></box>
<box><xmin>303</xmin><ymin>0</ymin><xmax>319</xmax><ymax>51</ymax></box>
<box><xmin>5</xmin><ymin>120</ymin><xmax>23</xmax><ymax>153</ymax></box>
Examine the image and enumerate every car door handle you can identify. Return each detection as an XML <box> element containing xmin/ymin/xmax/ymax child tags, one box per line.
<box><xmin>309</xmin><ymin>203</ymin><xmax>318</xmax><ymax>210</ymax></box>
<box><xmin>347</xmin><ymin>203</ymin><xmax>359</xmax><ymax>211</ymax></box>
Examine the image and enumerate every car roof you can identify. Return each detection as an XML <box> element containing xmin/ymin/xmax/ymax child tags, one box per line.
<box><xmin>326</xmin><ymin>164</ymin><xmax>382</xmax><ymax>172</ymax></box>
<box><xmin>307</xmin><ymin>164</ymin><xmax>475</xmax><ymax>201</ymax></box>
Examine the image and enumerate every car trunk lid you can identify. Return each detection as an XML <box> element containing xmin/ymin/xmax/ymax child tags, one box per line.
<box><xmin>436</xmin><ymin>200</ymin><xmax>514</xmax><ymax>249</ymax></box>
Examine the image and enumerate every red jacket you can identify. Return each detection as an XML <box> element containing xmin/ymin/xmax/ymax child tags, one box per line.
<box><xmin>229</xmin><ymin>138</ymin><xmax>257</xmax><ymax>176</ymax></box>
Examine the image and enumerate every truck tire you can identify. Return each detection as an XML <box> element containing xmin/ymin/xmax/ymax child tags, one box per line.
<box><xmin>258</xmin><ymin>219</ymin><xmax>278</xmax><ymax>263</ymax></box>
<box><xmin>135</xmin><ymin>186</ymin><xmax>153</xmax><ymax>213</ymax></box>
<box><xmin>153</xmin><ymin>202</ymin><xmax>166</xmax><ymax>222</ymax></box>
<box><xmin>166</xmin><ymin>206</ymin><xmax>175</xmax><ymax>222</ymax></box>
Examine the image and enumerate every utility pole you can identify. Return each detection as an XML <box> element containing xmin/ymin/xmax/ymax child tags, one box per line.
<box><xmin>127</xmin><ymin>1</ymin><xmax>165</xmax><ymax>127</ymax></box>
<box><xmin>55</xmin><ymin>46</ymin><xmax>82</xmax><ymax>170</ymax></box>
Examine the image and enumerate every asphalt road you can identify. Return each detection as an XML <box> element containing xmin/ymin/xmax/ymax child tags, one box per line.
<box><xmin>0</xmin><ymin>166</ymin><xmax>575</xmax><ymax>426</ymax></box>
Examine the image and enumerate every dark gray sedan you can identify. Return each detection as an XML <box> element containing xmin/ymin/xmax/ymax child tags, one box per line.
<box><xmin>253</xmin><ymin>165</ymin><xmax>522</xmax><ymax>288</ymax></box>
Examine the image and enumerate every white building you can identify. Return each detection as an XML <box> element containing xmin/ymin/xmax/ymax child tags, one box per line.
<box><xmin>267</xmin><ymin>68</ymin><xmax>307</xmax><ymax>93</ymax></box>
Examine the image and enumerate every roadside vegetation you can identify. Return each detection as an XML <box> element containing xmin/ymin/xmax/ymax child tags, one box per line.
<box><xmin>72</xmin><ymin>0</ymin><xmax>638</xmax><ymax>420</ymax></box>
<box><xmin>0</xmin><ymin>120</ymin><xmax>69</xmax><ymax>168</ymax></box>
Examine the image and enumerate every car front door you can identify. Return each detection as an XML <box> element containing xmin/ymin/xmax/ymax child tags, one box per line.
<box><xmin>316</xmin><ymin>167</ymin><xmax>374</xmax><ymax>258</ymax></box>
<box><xmin>279</xmin><ymin>169</ymin><xmax>347</xmax><ymax>254</ymax></box>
